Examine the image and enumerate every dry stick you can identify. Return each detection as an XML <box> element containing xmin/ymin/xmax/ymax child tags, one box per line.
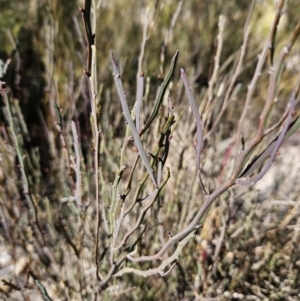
<box><xmin>127</xmin><ymin>179</ymin><xmax>233</xmax><ymax>262</ymax></box>
<box><xmin>114</xmin><ymin>169</ymin><xmax>170</xmax><ymax>251</ymax></box>
<box><xmin>116</xmin><ymin>230</ymin><xmax>196</xmax><ymax>277</ymax></box>
<box><xmin>181</xmin><ymin>69</ymin><xmax>207</xmax><ymax>195</ymax></box>
<box><xmin>111</xmin><ymin>53</ymin><xmax>157</xmax><ymax>187</ymax></box>
<box><xmin>100</xmin><ymin>223</ymin><xmax>149</xmax><ymax>288</ymax></box>
<box><xmin>205</xmin><ymin>0</ymin><xmax>256</xmax><ymax>139</ymax></box>
<box><xmin>114</xmin><ymin>189</ymin><xmax>157</xmax><ymax>250</ymax></box>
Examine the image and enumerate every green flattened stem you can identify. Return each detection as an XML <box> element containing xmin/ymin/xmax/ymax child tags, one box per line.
<box><xmin>124</xmin><ymin>114</ymin><xmax>175</xmax><ymax>216</ymax></box>
<box><xmin>238</xmin><ymin>95</ymin><xmax>297</xmax><ymax>182</ymax></box>
<box><xmin>111</xmin><ymin>52</ymin><xmax>157</xmax><ymax>187</ymax></box>
<box><xmin>140</xmin><ymin>50</ymin><xmax>179</xmax><ymax>136</ymax></box>
<box><xmin>239</xmin><ymin>112</ymin><xmax>300</xmax><ymax>178</ymax></box>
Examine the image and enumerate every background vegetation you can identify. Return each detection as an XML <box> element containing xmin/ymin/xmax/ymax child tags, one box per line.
<box><xmin>0</xmin><ymin>0</ymin><xmax>300</xmax><ymax>300</ymax></box>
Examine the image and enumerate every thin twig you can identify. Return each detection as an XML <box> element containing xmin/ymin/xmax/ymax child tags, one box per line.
<box><xmin>114</xmin><ymin>168</ymin><xmax>170</xmax><ymax>251</ymax></box>
<box><xmin>117</xmin><ymin>229</ymin><xmax>195</xmax><ymax>276</ymax></box>
<box><xmin>126</xmin><ymin>179</ymin><xmax>233</xmax><ymax>262</ymax></box>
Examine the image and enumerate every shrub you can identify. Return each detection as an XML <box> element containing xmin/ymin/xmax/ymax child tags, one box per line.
<box><xmin>0</xmin><ymin>0</ymin><xmax>300</xmax><ymax>300</ymax></box>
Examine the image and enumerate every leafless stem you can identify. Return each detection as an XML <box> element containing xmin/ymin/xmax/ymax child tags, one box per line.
<box><xmin>116</xmin><ymin>229</ymin><xmax>195</xmax><ymax>277</ymax></box>
<box><xmin>126</xmin><ymin>179</ymin><xmax>233</xmax><ymax>262</ymax></box>
<box><xmin>114</xmin><ymin>168</ymin><xmax>170</xmax><ymax>251</ymax></box>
